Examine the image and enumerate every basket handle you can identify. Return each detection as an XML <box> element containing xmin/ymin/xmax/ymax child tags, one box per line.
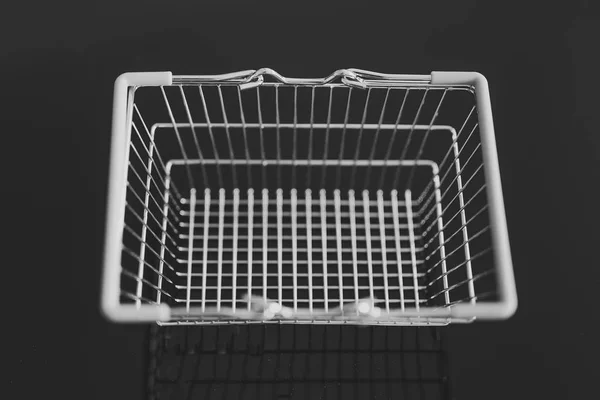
<box><xmin>239</xmin><ymin>68</ymin><xmax>367</xmax><ymax>90</ymax></box>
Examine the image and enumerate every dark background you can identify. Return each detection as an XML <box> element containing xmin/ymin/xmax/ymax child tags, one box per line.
<box><xmin>3</xmin><ymin>1</ymin><xmax>599</xmax><ymax>398</ymax></box>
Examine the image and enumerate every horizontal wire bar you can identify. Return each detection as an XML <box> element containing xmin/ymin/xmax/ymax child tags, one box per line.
<box><xmin>176</xmin><ymin>285</ymin><xmax>425</xmax><ymax>291</ymax></box>
<box><xmin>427</xmin><ymin>269</ymin><xmax>494</xmax><ymax>302</ymax></box>
<box><xmin>426</xmin><ymin>247</ymin><xmax>492</xmax><ymax>287</ymax></box>
<box><xmin>179</xmin><ymin>260</ymin><xmax>425</xmax><ymax>266</ymax></box>
<box><xmin>122</xmin><ymin>225</ymin><xmax>179</xmax><ymax>276</ymax></box>
<box><xmin>151</xmin><ymin>122</ymin><xmax>455</xmax><ymax>131</ymax></box>
<box><xmin>418</xmin><ymin>120</ymin><xmax>478</xmax><ymax>204</ymax></box>
<box><xmin>125</xmin><ymin>202</ymin><xmax>179</xmax><ymax>255</ymax></box>
<box><xmin>181</xmin><ymin>198</ymin><xmax>407</xmax><ymax>206</ymax></box>
<box><xmin>179</xmin><ymin>247</ymin><xmax>423</xmax><ymax>253</ymax></box>
<box><xmin>128</xmin><ymin>142</ymin><xmax>182</xmax><ymax>213</ymax></box>
<box><xmin>420</xmin><ymin>165</ymin><xmax>484</xmax><ymax>230</ymax></box>
<box><xmin>133</xmin><ymin>105</ymin><xmax>183</xmax><ymax>199</ymax></box>
<box><xmin>127</xmin><ymin>165</ymin><xmax>182</xmax><ymax>224</ymax></box>
<box><xmin>424</xmin><ymin>227</ymin><xmax>491</xmax><ymax>274</ymax></box>
<box><xmin>179</xmin><ymin>222</ymin><xmax>418</xmax><ymax>229</ymax></box>
<box><xmin>171</xmin><ymin>298</ymin><xmax>427</xmax><ymax>304</ymax></box>
<box><xmin>434</xmin><ymin>291</ymin><xmax>495</xmax><ymax>310</ymax></box>
<box><xmin>131</xmin><ymin>122</ymin><xmax>173</xmax><ymax>186</ymax></box>
<box><xmin>130</xmin><ymin>124</ymin><xmax>178</xmax><ymax>202</ymax></box>
<box><xmin>179</xmin><ymin>234</ymin><xmax>415</xmax><ymax>241</ymax></box>
<box><xmin>421</xmin><ymin>181</ymin><xmax>487</xmax><ymax>237</ymax></box>
<box><xmin>121</xmin><ymin>268</ymin><xmax>175</xmax><ymax>299</ymax></box>
<box><xmin>419</xmin><ymin>139</ymin><xmax>482</xmax><ymax>214</ymax></box>
<box><xmin>168</xmin><ymin>159</ymin><xmax>437</xmax><ymax>167</ymax></box>
<box><xmin>421</xmin><ymin>204</ymin><xmax>489</xmax><ymax>254</ymax></box>
<box><xmin>179</xmin><ymin>272</ymin><xmax>426</xmax><ymax>278</ymax></box>
<box><xmin>179</xmin><ymin>210</ymin><xmax>408</xmax><ymax>218</ymax></box>
<box><xmin>126</xmin><ymin>182</ymin><xmax>181</xmax><ymax>234</ymax></box>
<box><xmin>120</xmin><ymin>290</ymin><xmax>158</xmax><ymax>305</ymax></box>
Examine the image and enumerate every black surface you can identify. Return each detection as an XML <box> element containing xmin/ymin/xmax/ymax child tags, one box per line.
<box><xmin>147</xmin><ymin>326</ymin><xmax>450</xmax><ymax>400</ymax></box>
<box><xmin>3</xmin><ymin>1</ymin><xmax>599</xmax><ymax>399</ymax></box>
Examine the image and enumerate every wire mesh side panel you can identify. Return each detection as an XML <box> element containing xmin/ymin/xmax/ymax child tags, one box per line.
<box><xmin>147</xmin><ymin>325</ymin><xmax>450</xmax><ymax>400</ymax></box>
<box><xmin>119</xmin><ymin>71</ymin><xmax>499</xmax><ymax>323</ymax></box>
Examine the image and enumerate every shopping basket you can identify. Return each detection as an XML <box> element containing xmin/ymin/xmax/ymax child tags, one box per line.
<box><xmin>101</xmin><ymin>68</ymin><xmax>517</xmax><ymax>325</ymax></box>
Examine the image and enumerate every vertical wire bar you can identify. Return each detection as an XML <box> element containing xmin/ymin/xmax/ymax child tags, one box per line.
<box><xmin>262</xmin><ymin>189</ymin><xmax>269</xmax><ymax>301</ymax></box>
<box><xmin>257</xmin><ymin>89</ymin><xmax>267</xmax><ymax>188</ymax></box>
<box><xmin>306</xmin><ymin>189</ymin><xmax>314</xmax><ymax>313</ymax></box>
<box><xmin>201</xmin><ymin>189</ymin><xmax>211</xmax><ymax>312</ymax></box>
<box><xmin>198</xmin><ymin>86</ymin><xmax>224</xmax><ymax>188</ymax></box>
<box><xmin>186</xmin><ymin>189</ymin><xmax>197</xmax><ymax>312</ymax></box>
<box><xmin>334</xmin><ymin>190</ymin><xmax>344</xmax><ymax>308</ymax></box>
<box><xmin>350</xmin><ymin>89</ymin><xmax>372</xmax><ymax>187</ymax></box>
<box><xmin>179</xmin><ymin>86</ymin><xmax>209</xmax><ymax>187</ymax></box>
<box><xmin>217</xmin><ymin>85</ymin><xmax>238</xmax><ymax>188</ymax></box>
<box><xmin>247</xmin><ymin>189</ymin><xmax>254</xmax><ymax>309</ymax></box>
<box><xmin>160</xmin><ymin>87</ymin><xmax>194</xmax><ymax>188</ymax></box>
<box><xmin>237</xmin><ymin>87</ymin><xmax>252</xmax><ymax>187</ymax></box>
<box><xmin>348</xmin><ymin>190</ymin><xmax>360</xmax><ymax>310</ymax></box>
<box><xmin>320</xmin><ymin>189</ymin><xmax>329</xmax><ymax>312</ymax></box>
<box><xmin>335</xmin><ymin>89</ymin><xmax>353</xmax><ymax>189</ymax></box>
<box><xmin>405</xmin><ymin>190</ymin><xmax>420</xmax><ymax>310</ymax></box>
<box><xmin>432</xmin><ymin>171</ymin><xmax>450</xmax><ymax>305</ymax></box>
<box><xmin>406</xmin><ymin>89</ymin><xmax>448</xmax><ymax>189</ymax></box>
<box><xmin>275</xmin><ymin>86</ymin><xmax>282</xmax><ymax>189</ymax></box>
<box><xmin>291</xmin><ymin>189</ymin><xmax>298</xmax><ymax>312</ymax></box>
<box><xmin>291</xmin><ymin>86</ymin><xmax>298</xmax><ymax>188</ymax></box>
<box><xmin>306</xmin><ymin>87</ymin><xmax>316</xmax><ymax>188</ymax></box>
<box><xmin>451</xmin><ymin>130</ymin><xmax>476</xmax><ymax>303</ymax></box>
<box><xmin>377</xmin><ymin>190</ymin><xmax>391</xmax><ymax>313</ymax></box>
<box><xmin>277</xmin><ymin>189</ymin><xmax>284</xmax><ymax>304</ymax></box>
<box><xmin>362</xmin><ymin>190</ymin><xmax>375</xmax><ymax>301</ymax></box>
<box><xmin>392</xmin><ymin>89</ymin><xmax>430</xmax><ymax>190</ymax></box>
<box><xmin>378</xmin><ymin>89</ymin><xmax>410</xmax><ymax>190</ymax></box>
<box><xmin>391</xmin><ymin>190</ymin><xmax>405</xmax><ymax>310</ymax></box>
<box><xmin>217</xmin><ymin>189</ymin><xmax>226</xmax><ymax>311</ymax></box>
<box><xmin>365</xmin><ymin>88</ymin><xmax>391</xmax><ymax>189</ymax></box>
<box><xmin>135</xmin><ymin>118</ymin><xmax>157</xmax><ymax>307</ymax></box>
<box><xmin>232</xmin><ymin>188</ymin><xmax>240</xmax><ymax>312</ymax></box>
<box><xmin>320</xmin><ymin>87</ymin><xmax>334</xmax><ymax>188</ymax></box>
<box><xmin>157</xmin><ymin>174</ymin><xmax>172</xmax><ymax>304</ymax></box>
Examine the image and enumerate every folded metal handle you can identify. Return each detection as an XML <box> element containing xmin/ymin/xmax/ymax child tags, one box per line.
<box><xmin>239</xmin><ymin>68</ymin><xmax>367</xmax><ymax>90</ymax></box>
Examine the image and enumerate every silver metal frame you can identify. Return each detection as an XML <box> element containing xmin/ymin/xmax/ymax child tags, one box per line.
<box><xmin>101</xmin><ymin>69</ymin><xmax>517</xmax><ymax>325</ymax></box>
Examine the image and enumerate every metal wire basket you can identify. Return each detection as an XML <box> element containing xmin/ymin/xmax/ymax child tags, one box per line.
<box><xmin>101</xmin><ymin>68</ymin><xmax>517</xmax><ymax>325</ymax></box>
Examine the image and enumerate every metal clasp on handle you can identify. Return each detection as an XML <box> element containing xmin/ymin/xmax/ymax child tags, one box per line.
<box><xmin>239</xmin><ymin>68</ymin><xmax>367</xmax><ymax>90</ymax></box>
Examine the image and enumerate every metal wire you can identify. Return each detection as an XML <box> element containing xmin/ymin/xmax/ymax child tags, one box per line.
<box><xmin>118</xmin><ymin>70</ymin><xmax>500</xmax><ymax>323</ymax></box>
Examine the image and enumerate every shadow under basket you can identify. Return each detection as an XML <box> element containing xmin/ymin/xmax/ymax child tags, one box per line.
<box><xmin>147</xmin><ymin>325</ymin><xmax>451</xmax><ymax>400</ymax></box>
<box><xmin>102</xmin><ymin>68</ymin><xmax>517</xmax><ymax>325</ymax></box>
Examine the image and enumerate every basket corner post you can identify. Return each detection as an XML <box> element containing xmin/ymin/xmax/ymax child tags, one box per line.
<box><xmin>101</xmin><ymin>302</ymin><xmax>171</xmax><ymax>323</ymax></box>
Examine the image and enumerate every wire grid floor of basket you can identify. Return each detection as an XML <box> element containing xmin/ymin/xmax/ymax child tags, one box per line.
<box><xmin>166</xmin><ymin>184</ymin><xmax>452</xmax><ymax>322</ymax></box>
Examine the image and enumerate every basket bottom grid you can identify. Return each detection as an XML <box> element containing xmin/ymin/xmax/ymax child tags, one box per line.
<box><xmin>164</xmin><ymin>187</ymin><xmax>448</xmax><ymax>321</ymax></box>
